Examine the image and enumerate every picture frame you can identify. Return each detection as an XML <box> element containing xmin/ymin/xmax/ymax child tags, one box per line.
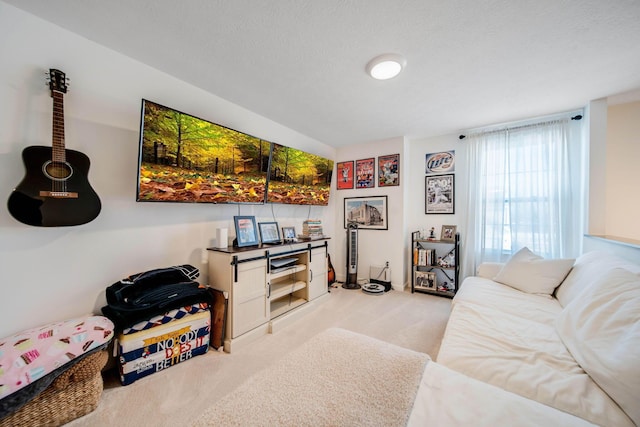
<box><xmin>378</xmin><ymin>154</ymin><xmax>400</xmax><ymax>187</ymax></box>
<box><xmin>258</xmin><ymin>221</ymin><xmax>281</xmax><ymax>244</ymax></box>
<box><xmin>440</xmin><ymin>225</ymin><xmax>457</xmax><ymax>242</ymax></box>
<box><xmin>414</xmin><ymin>270</ymin><xmax>437</xmax><ymax>289</ymax></box>
<box><xmin>336</xmin><ymin>161</ymin><xmax>354</xmax><ymax>190</ymax></box>
<box><xmin>355</xmin><ymin>158</ymin><xmax>375</xmax><ymax>189</ymax></box>
<box><xmin>344</xmin><ymin>196</ymin><xmax>388</xmax><ymax>230</ymax></box>
<box><xmin>282</xmin><ymin>226</ymin><xmax>296</xmax><ymax>241</ymax></box>
<box><xmin>425</xmin><ymin>150</ymin><xmax>455</xmax><ymax>174</ymax></box>
<box><xmin>233</xmin><ymin>216</ymin><xmax>259</xmax><ymax>247</ymax></box>
<box><xmin>425</xmin><ymin>174</ymin><xmax>455</xmax><ymax>214</ymax></box>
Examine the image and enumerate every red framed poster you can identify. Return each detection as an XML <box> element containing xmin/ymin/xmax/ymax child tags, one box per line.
<box><xmin>355</xmin><ymin>158</ymin><xmax>375</xmax><ymax>188</ymax></box>
<box><xmin>337</xmin><ymin>161</ymin><xmax>354</xmax><ymax>189</ymax></box>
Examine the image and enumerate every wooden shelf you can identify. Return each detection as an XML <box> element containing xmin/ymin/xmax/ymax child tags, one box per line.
<box><xmin>414</xmin><ymin>265</ymin><xmax>456</xmax><ymax>271</ymax></box>
<box><xmin>270</xmin><ymin>264</ymin><xmax>307</xmax><ymax>279</ymax></box>
<box><xmin>414</xmin><ymin>287</ymin><xmax>455</xmax><ymax>298</ymax></box>
<box><xmin>270</xmin><ymin>280</ymin><xmax>306</xmax><ymax>301</ymax></box>
<box><xmin>270</xmin><ymin>296</ymin><xmax>306</xmax><ymax>318</ymax></box>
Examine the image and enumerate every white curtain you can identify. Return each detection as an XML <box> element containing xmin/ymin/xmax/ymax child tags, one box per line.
<box><xmin>463</xmin><ymin>115</ymin><xmax>585</xmax><ymax>277</ymax></box>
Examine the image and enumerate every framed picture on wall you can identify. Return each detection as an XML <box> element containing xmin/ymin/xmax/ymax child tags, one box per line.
<box><xmin>425</xmin><ymin>151</ymin><xmax>455</xmax><ymax>174</ymax></box>
<box><xmin>344</xmin><ymin>196</ymin><xmax>388</xmax><ymax>230</ymax></box>
<box><xmin>337</xmin><ymin>161</ymin><xmax>354</xmax><ymax>189</ymax></box>
<box><xmin>355</xmin><ymin>158</ymin><xmax>375</xmax><ymax>189</ymax></box>
<box><xmin>378</xmin><ymin>154</ymin><xmax>400</xmax><ymax>187</ymax></box>
<box><xmin>425</xmin><ymin>174</ymin><xmax>455</xmax><ymax>214</ymax></box>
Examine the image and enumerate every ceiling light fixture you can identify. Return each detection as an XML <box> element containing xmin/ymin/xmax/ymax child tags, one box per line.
<box><xmin>366</xmin><ymin>53</ymin><xmax>406</xmax><ymax>80</ymax></box>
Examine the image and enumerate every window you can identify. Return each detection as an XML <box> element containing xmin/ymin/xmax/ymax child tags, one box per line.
<box><xmin>464</xmin><ymin>113</ymin><xmax>586</xmax><ymax>274</ymax></box>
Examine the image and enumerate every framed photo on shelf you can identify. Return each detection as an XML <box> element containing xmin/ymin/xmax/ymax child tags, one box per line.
<box><xmin>258</xmin><ymin>222</ymin><xmax>281</xmax><ymax>244</ymax></box>
<box><xmin>233</xmin><ymin>216</ymin><xmax>259</xmax><ymax>247</ymax></box>
<box><xmin>414</xmin><ymin>270</ymin><xmax>437</xmax><ymax>289</ymax></box>
<box><xmin>336</xmin><ymin>161</ymin><xmax>354</xmax><ymax>190</ymax></box>
<box><xmin>425</xmin><ymin>174</ymin><xmax>454</xmax><ymax>214</ymax></box>
<box><xmin>344</xmin><ymin>196</ymin><xmax>388</xmax><ymax>230</ymax></box>
<box><xmin>378</xmin><ymin>154</ymin><xmax>400</xmax><ymax>187</ymax></box>
<box><xmin>282</xmin><ymin>226</ymin><xmax>296</xmax><ymax>242</ymax></box>
<box><xmin>441</xmin><ymin>225</ymin><xmax>457</xmax><ymax>242</ymax></box>
<box><xmin>355</xmin><ymin>158</ymin><xmax>375</xmax><ymax>189</ymax></box>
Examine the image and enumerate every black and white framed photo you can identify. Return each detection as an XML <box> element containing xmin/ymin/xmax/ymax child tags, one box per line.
<box><xmin>233</xmin><ymin>216</ymin><xmax>259</xmax><ymax>247</ymax></box>
<box><xmin>425</xmin><ymin>174</ymin><xmax>454</xmax><ymax>214</ymax></box>
<box><xmin>344</xmin><ymin>196</ymin><xmax>388</xmax><ymax>230</ymax></box>
<box><xmin>282</xmin><ymin>226</ymin><xmax>296</xmax><ymax>241</ymax></box>
<box><xmin>258</xmin><ymin>221</ymin><xmax>281</xmax><ymax>244</ymax></box>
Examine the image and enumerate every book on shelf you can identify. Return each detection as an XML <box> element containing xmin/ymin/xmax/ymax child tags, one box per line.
<box><xmin>414</xmin><ymin>248</ymin><xmax>434</xmax><ymax>266</ymax></box>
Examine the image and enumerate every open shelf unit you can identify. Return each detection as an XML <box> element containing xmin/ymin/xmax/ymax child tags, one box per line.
<box><xmin>411</xmin><ymin>231</ymin><xmax>460</xmax><ymax>298</ymax></box>
<box><xmin>268</xmin><ymin>254</ymin><xmax>308</xmax><ymax>318</ymax></box>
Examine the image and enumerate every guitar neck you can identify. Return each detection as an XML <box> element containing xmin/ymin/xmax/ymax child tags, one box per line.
<box><xmin>52</xmin><ymin>91</ymin><xmax>66</xmax><ymax>162</ymax></box>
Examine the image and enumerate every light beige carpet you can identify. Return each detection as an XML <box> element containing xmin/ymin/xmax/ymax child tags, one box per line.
<box><xmin>66</xmin><ymin>287</ymin><xmax>451</xmax><ymax>426</ymax></box>
<box><xmin>193</xmin><ymin>328</ymin><xmax>430</xmax><ymax>427</ymax></box>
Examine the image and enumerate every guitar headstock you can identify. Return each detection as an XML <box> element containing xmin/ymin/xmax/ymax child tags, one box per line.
<box><xmin>46</xmin><ymin>68</ymin><xmax>68</xmax><ymax>94</ymax></box>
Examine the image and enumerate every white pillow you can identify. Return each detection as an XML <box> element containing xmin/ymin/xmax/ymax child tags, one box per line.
<box><xmin>555</xmin><ymin>268</ymin><xmax>640</xmax><ymax>426</ymax></box>
<box><xmin>493</xmin><ymin>247</ymin><xmax>574</xmax><ymax>294</ymax></box>
<box><xmin>476</xmin><ymin>262</ymin><xmax>504</xmax><ymax>279</ymax></box>
<box><xmin>556</xmin><ymin>250</ymin><xmax>640</xmax><ymax>307</ymax></box>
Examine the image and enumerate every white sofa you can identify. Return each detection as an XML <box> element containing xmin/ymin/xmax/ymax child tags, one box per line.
<box><xmin>425</xmin><ymin>249</ymin><xmax>639</xmax><ymax>426</ymax></box>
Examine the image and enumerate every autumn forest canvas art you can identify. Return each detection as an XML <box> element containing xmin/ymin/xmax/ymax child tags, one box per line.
<box><xmin>137</xmin><ymin>100</ymin><xmax>333</xmax><ymax>205</ymax></box>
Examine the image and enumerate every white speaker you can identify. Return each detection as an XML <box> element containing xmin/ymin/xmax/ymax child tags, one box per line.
<box><xmin>216</xmin><ymin>228</ymin><xmax>228</xmax><ymax>249</ymax></box>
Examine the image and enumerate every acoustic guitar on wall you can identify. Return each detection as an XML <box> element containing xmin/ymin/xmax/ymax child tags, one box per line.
<box><xmin>7</xmin><ymin>68</ymin><xmax>101</xmax><ymax>227</ymax></box>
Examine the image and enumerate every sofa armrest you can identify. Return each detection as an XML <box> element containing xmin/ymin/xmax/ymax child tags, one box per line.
<box><xmin>476</xmin><ymin>262</ymin><xmax>504</xmax><ymax>279</ymax></box>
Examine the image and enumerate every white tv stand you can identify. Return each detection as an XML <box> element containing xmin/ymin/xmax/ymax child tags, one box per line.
<box><xmin>207</xmin><ymin>238</ymin><xmax>329</xmax><ymax>352</ymax></box>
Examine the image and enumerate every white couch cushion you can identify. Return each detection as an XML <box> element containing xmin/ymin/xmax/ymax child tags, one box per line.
<box><xmin>438</xmin><ymin>301</ymin><xmax>634</xmax><ymax>427</ymax></box>
<box><xmin>454</xmin><ymin>276</ymin><xmax>561</xmax><ymax>324</ymax></box>
<box><xmin>556</xmin><ymin>268</ymin><xmax>640</xmax><ymax>426</ymax></box>
<box><xmin>555</xmin><ymin>250</ymin><xmax>640</xmax><ymax>307</ymax></box>
<box><xmin>493</xmin><ymin>247</ymin><xmax>574</xmax><ymax>295</ymax></box>
<box><xmin>408</xmin><ymin>362</ymin><xmax>596</xmax><ymax>427</ymax></box>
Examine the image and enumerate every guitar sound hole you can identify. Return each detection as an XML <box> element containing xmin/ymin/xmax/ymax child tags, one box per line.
<box><xmin>43</xmin><ymin>161</ymin><xmax>73</xmax><ymax>181</ymax></box>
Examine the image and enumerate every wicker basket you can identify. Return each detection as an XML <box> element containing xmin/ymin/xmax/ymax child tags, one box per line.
<box><xmin>0</xmin><ymin>350</ymin><xmax>108</xmax><ymax>427</ymax></box>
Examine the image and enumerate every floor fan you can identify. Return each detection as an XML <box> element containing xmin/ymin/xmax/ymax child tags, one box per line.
<box><xmin>343</xmin><ymin>222</ymin><xmax>361</xmax><ymax>289</ymax></box>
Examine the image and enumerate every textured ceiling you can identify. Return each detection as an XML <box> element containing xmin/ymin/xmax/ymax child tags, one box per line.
<box><xmin>5</xmin><ymin>0</ymin><xmax>640</xmax><ymax>146</ymax></box>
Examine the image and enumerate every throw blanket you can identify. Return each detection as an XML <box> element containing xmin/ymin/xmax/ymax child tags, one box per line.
<box><xmin>193</xmin><ymin>328</ymin><xmax>429</xmax><ymax>426</ymax></box>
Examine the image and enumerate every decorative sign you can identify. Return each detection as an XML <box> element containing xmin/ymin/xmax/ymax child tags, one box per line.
<box><xmin>425</xmin><ymin>151</ymin><xmax>455</xmax><ymax>174</ymax></box>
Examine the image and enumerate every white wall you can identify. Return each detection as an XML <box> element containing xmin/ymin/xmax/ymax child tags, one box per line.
<box><xmin>405</xmin><ymin>134</ymin><xmax>468</xmax><ymax>280</ymax></box>
<box><xmin>0</xmin><ymin>3</ymin><xmax>336</xmax><ymax>338</ymax></box>
<box><xmin>333</xmin><ymin>137</ymin><xmax>406</xmax><ymax>290</ymax></box>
